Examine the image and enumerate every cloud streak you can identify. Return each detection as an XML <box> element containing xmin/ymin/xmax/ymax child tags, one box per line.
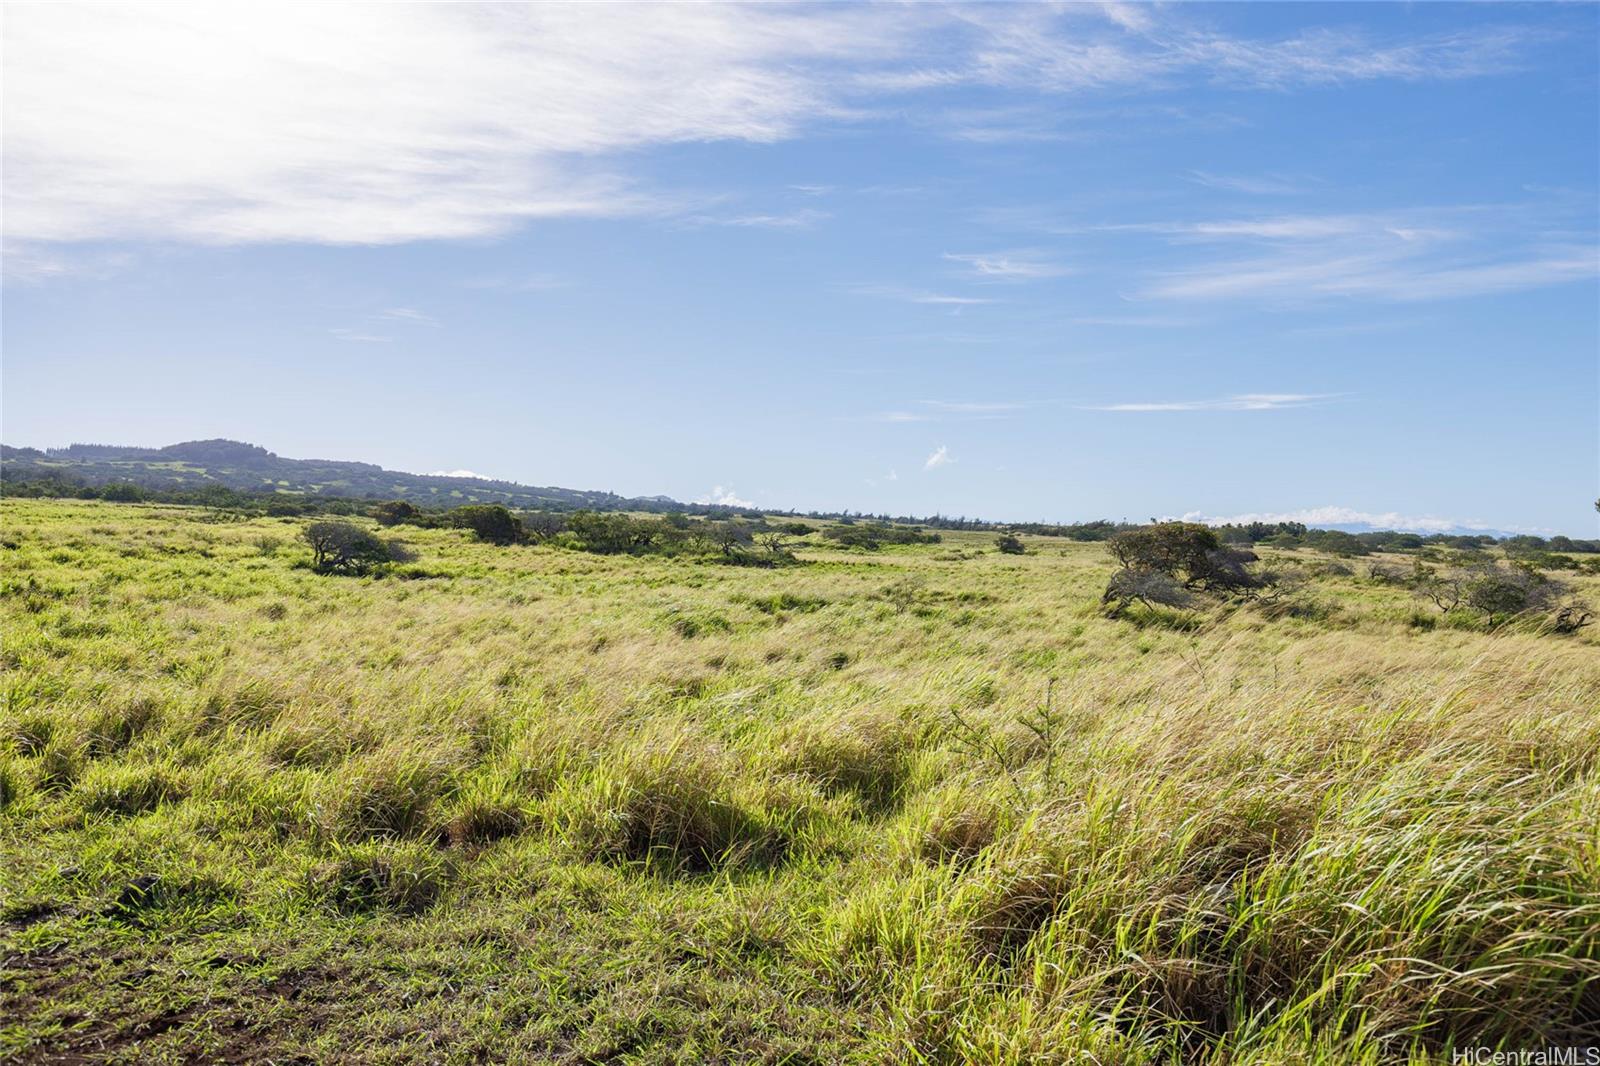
<box><xmin>848</xmin><ymin>285</ymin><xmax>1000</xmax><ymax>306</ymax></box>
<box><xmin>1118</xmin><ymin>206</ymin><xmax>1597</xmax><ymax>303</ymax></box>
<box><xmin>944</xmin><ymin>251</ymin><xmax>1070</xmax><ymax>280</ymax></box>
<box><xmin>3</xmin><ymin>4</ymin><xmax>1549</xmax><ymax>248</ymax></box>
<box><xmin>1087</xmin><ymin>393</ymin><xmax>1337</xmax><ymax>412</ymax></box>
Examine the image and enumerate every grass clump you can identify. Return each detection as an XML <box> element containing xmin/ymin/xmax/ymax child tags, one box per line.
<box><xmin>440</xmin><ymin>770</ymin><xmax>531</xmax><ymax>846</ymax></box>
<box><xmin>307</xmin><ymin>841</ymin><xmax>455</xmax><ymax>914</ymax></box>
<box><xmin>561</xmin><ymin>747</ymin><xmax>790</xmax><ymax>875</ymax></box>
<box><xmin>75</xmin><ymin>761</ymin><xmax>186</xmax><ymax>817</ymax></box>
<box><xmin>774</xmin><ymin>713</ymin><xmax>911</xmax><ymax>812</ymax></box>
<box><xmin>320</xmin><ymin>746</ymin><xmax>457</xmax><ymax>841</ymax></box>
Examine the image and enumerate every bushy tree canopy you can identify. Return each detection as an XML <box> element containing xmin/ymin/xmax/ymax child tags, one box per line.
<box><xmin>303</xmin><ymin>521</ymin><xmax>415</xmax><ymax>576</ymax></box>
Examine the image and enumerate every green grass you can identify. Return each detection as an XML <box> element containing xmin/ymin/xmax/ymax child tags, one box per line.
<box><xmin>1</xmin><ymin>498</ymin><xmax>1596</xmax><ymax>1063</ymax></box>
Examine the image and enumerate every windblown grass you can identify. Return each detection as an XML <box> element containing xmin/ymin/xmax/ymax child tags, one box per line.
<box><xmin>1</xmin><ymin>498</ymin><xmax>1596</xmax><ymax>1063</ymax></box>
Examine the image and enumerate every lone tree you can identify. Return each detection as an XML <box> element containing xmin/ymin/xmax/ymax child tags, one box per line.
<box><xmin>450</xmin><ymin>504</ymin><xmax>524</xmax><ymax>546</ymax></box>
<box><xmin>371</xmin><ymin>500</ymin><xmax>423</xmax><ymax>527</ymax></box>
<box><xmin>703</xmin><ymin>520</ymin><xmax>754</xmax><ymax>560</ymax></box>
<box><xmin>1102</xmin><ymin>567</ymin><xmax>1192</xmax><ymax>616</ymax></box>
<box><xmin>1102</xmin><ymin>521</ymin><xmax>1266</xmax><ymax>616</ymax></box>
<box><xmin>303</xmin><ymin>521</ymin><xmax>415</xmax><ymax>575</ymax></box>
<box><xmin>1106</xmin><ymin>522</ymin><xmax>1262</xmax><ymax>593</ymax></box>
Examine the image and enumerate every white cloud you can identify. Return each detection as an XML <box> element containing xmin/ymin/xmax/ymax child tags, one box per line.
<box><xmin>1185</xmin><ymin>171</ymin><xmax>1309</xmax><ymax>196</ymax></box>
<box><xmin>923</xmin><ymin>445</ymin><xmax>953</xmax><ymax>470</ymax></box>
<box><xmin>428</xmin><ymin>469</ymin><xmax>490</xmax><ymax>480</ymax></box>
<box><xmin>1111</xmin><ymin>206</ymin><xmax>1598</xmax><ymax>303</ymax></box>
<box><xmin>944</xmin><ymin>251</ymin><xmax>1070</xmax><ymax>280</ymax></box>
<box><xmin>959</xmin><ymin>8</ymin><xmax>1533</xmax><ymax>95</ymax></box>
<box><xmin>1</xmin><ymin>244</ymin><xmax>136</xmax><ymax>283</ymax></box>
<box><xmin>861</xmin><ymin>411</ymin><xmax>935</xmax><ymax>423</ymax></box>
<box><xmin>3</xmin><ymin>5</ymin><xmax>1541</xmax><ymax>248</ymax></box>
<box><xmin>1087</xmin><ymin>393</ymin><xmax>1336</xmax><ymax>412</ymax></box>
<box><xmin>379</xmin><ymin>307</ymin><xmax>439</xmax><ymax>326</ymax></box>
<box><xmin>329</xmin><ymin>328</ymin><xmax>391</xmax><ymax>343</ymax></box>
<box><xmin>1180</xmin><ymin>506</ymin><xmax>1541</xmax><ymax>535</ymax></box>
<box><xmin>3</xmin><ymin>3</ymin><xmax>907</xmax><ymax>246</ymax></box>
<box><xmin>697</xmin><ymin>485</ymin><xmax>756</xmax><ymax>508</ymax></box>
<box><xmin>848</xmin><ymin>285</ymin><xmax>999</xmax><ymax>306</ymax></box>
<box><xmin>921</xmin><ymin>400</ymin><xmax>1026</xmax><ymax>413</ymax></box>
<box><xmin>1146</xmin><ymin>245</ymin><xmax>1596</xmax><ymax>302</ymax></box>
<box><xmin>686</xmin><ymin>208</ymin><xmax>831</xmax><ymax>229</ymax></box>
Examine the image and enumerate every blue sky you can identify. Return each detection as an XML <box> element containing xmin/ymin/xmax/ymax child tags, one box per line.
<box><xmin>4</xmin><ymin>2</ymin><xmax>1597</xmax><ymax>534</ymax></box>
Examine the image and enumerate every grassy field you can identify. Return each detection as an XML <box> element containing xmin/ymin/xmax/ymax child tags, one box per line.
<box><xmin>2</xmin><ymin>498</ymin><xmax>1597</xmax><ymax>1064</ymax></box>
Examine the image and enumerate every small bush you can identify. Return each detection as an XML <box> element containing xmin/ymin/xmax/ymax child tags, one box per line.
<box><xmin>995</xmin><ymin>534</ymin><xmax>1026</xmax><ymax>555</ymax></box>
<box><xmin>450</xmin><ymin>504</ymin><xmax>524</xmax><ymax>545</ymax></box>
<box><xmin>371</xmin><ymin>499</ymin><xmax>424</xmax><ymax>527</ymax></box>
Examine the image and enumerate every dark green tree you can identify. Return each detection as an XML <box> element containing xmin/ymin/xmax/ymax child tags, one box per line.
<box><xmin>303</xmin><ymin>521</ymin><xmax>415</xmax><ymax>575</ymax></box>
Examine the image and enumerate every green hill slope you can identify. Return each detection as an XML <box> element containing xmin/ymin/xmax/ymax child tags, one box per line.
<box><xmin>0</xmin><ymin>439</ymin><xmax>683</xmax><ymax>511</ymax></box>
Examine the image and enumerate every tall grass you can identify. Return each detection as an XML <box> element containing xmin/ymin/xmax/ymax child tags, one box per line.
<box><xmin>1</xmin><ymin>498</ymin><xmax>1595</xmax><ymax>1063</ymax></box>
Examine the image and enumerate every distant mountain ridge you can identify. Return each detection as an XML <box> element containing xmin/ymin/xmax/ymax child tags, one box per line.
<box><xmin>0</xmin><ymin>439</ymin><xmax>693</xmax><ymax>512</ymax></box>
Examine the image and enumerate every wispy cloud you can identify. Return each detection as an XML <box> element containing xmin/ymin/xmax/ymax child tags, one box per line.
<box><xmin>1146</xmin><ymin>244</ymin><xmax>1596</xmax><ymax>302</ymax></box>
<box><xmin>1185</xmin><ymin>170</ymin><xmax>1311</xmax><ymax>196</ymax></box>
<box><xmin>329</xmin><ymin>328</ymin><xmax>391</xmax><ymax>343</ymax></box>
<box><xmin>378</xmin><ymin>307</ymin><xmax>439</xmax><ymax>326</ymax></box>
<box><xmin>427</xmin><ymin>469</ymin><xmax>490</xmax><ymax>480</ymax></box>
<box><xmin>1112</xmin><ymin>205</ymin><xmax>1598</xmax><ymax>303</ymax></box>
<box><xmin>687</xmin><ymin>208</ymin><xmax>831</xmax><ymax>229</ymax></box>
<box><xmin>944</xmin><ymin>251</ymin><xmax>1070</xmax><ymax>280</ymax></box>
<box><xmin>859</xmin><ymin>411</ymin><xmax>935</xmax><ymax>423</ymax></box>
<box><xmin>848</xmin><ymin>284</ymin><xmax>999</xmax><ymax>306</ymax></box>
<box><xmin>924</xmin><ymin>445</ymin><xmax>953</xmax><ymax>471</ymax></box>
<box><xmin>1086</xmin><ymin>393</ymin><xmax>1337</xmax><ymax>412</ymax></box>
<box><xmin>4</xmin><ymin>4</ymin><xmax>1545</xmax><ymax>248</ymax></box>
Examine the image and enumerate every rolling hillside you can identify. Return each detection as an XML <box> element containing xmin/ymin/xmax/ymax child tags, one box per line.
<box><xmin>0</xmin><ymin>439</ymin><xmax>688</xmax><ymax>512</ymax></box>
